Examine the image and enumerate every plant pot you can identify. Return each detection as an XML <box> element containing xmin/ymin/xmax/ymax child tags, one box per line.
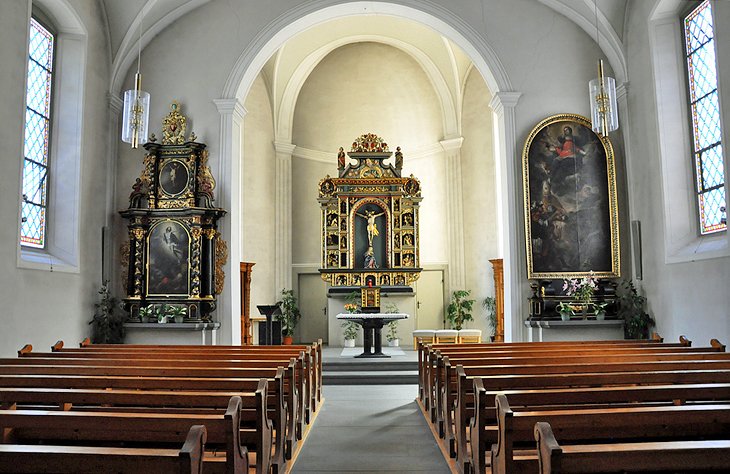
<box><xmin>388</xmin><ymin>339</ymin><xmax>399</xmax><ymax>347</ymax></box>
<box><xmin>174</xmin><ymin>315</ymin><xmax>184</xmax><ymax>324</ymax></box>
<box><xmin>560</xmin><ymin>312</ymin><xmax>571</xmax><ymax>321</ymax></box>
<box><xmin>157</xmin><ymin>316</ymin><xmax>168</xmax><ymax>324</ymax></box>
<box><xmin>282</xmin><ymin>336</ymin><xmax>293</xmax><ymax>345</ymax></box>
<box><xmin>344</xmin><ymin>339</ymin><xmax>355</xmax><ymax>348</ymax></box>
<box><xmin>595</xmin><ymin>312</ymin><xmax>606</xmax><ymax>321</ymax></box>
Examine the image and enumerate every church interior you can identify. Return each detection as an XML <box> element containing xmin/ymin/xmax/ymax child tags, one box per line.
<box><xmin>1</xmin><ymin>0</ymin><xmax>729</xmax><ymax>471</ymax></box>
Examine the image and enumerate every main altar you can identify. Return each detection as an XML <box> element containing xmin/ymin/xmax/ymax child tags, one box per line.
<box><xmin>318</xmin><ymin>134</ymin><xmax>422</xmax><ymax>347</ymax></box>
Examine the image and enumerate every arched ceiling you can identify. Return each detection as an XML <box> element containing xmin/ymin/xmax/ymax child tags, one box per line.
<box><xmin>104</xmin><ymin>0</ymin><xmax>630</xmax><ymax>93</ymax></box>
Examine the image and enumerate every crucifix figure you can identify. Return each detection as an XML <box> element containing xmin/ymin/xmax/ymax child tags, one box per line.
<box><xmin>356</xmin><ymin>209</ymin><xmax>385</xmax><ymax>246</ymax></box>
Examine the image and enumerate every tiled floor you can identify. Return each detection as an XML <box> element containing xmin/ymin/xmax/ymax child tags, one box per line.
<box><xmin>291</xmin><ymin>385</ymin><xmax>450</xmax><ymax>473</ymax></box>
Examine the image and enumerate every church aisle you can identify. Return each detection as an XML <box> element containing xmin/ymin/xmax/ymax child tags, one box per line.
<box><xmin>291</xmin><ymin>385</ymin><xmax>451</xmax><ymax>473</ymax></box>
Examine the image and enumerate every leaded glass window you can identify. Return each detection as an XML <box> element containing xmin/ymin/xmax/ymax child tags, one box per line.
<box><xmin>684</xmin><ymin>0</ymin><xmax>726</xmax><ymax>234</ymax></box>
<box><xmin>21</xmin><ymin>17</ymin><xmax>54</xmax><ymax>248</ymax></box>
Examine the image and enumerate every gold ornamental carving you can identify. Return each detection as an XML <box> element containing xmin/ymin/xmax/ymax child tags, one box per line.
<box><xmin>162</xmin><ymin>101</ymin><xmax>187</xmax><ymax>145</ymax></box>
<box><xmin>157</xmin><ymin>199</ymin><xmax>194</xmax><ymax>209</ymax></box>
<box><xmin>130</xmin><ymin>228</ymin><xmax>145</xmax><ymax>241</ymax></box>
<box><xmin>215</xmin><ymin>233</ymin><xmax>228</xmax><ymax>295</ymax></box>
<box><xmin>191</xmin><ymin>227</ymin><xmax>203</xmax><ymax>240</ymax></box>
<box><xmin>120</xmin><ymin>242</ymin><xmax>130</xmax><ymax>288</ymax></box>
<box><xmin>203</xmin><ymin>228</ymin><xmax>216</xmax><ymax>239</ymax></box>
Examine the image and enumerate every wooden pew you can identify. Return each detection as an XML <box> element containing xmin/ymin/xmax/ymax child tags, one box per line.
<box><xmin>0</xmin><ymin>370</ymin><xmax>284</xmax><ymax>472</ymax></box>
<box><xmin>0</xmin><ymin>424</ymin><xmax>207</xmax><ymax>474</ymax></box>
<box><xmin>0</xmin><ymin>394</ymin><xmax>259</xmax><ymax>473</ymax></box>
<box><xmin>534</xmin><ymin>422</ymin><xmax>730</xmax><ymax>474</ymax></box>
<box><xmin>491</xmin><ymin>395</ymin><xmax>730</xmax><ymax>474</ymax></box>
<box><xmin>43</xmin><ymin>341</ymin><xmax>317</xmax><ymax>429</ymax></box>
<box><xmin>469</xmin><ymin>381</ymin><xmax>730</xmax><ymax>473</ymax></box>
<box><xmin>17</xmin><ymin>347</ymin><xmax>297</xmax><ymax>459</ymax></box>
<box><xmin>75</xmin><ymin>339</ymin><xmax>323</xmax><ymax>415</ymax></box>
<box><xmin>439</xmin><ymin>347</ymin><xmax>728</xmax><ymax>461</ymax></box>
<box><xmin>420</xmin><ymin>338</ymin><xmax>709</xmax><ymax>419</ymax></box>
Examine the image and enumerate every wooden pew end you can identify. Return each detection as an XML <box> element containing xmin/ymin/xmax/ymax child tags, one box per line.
<box><xmin>17</xmin><ymin>345</ymin><xmax>32</xmax><ymax>357</ymax></box>
<box><xmin>534</xmin><ymin>422</ymin><xmax>561</xmax><ymax>474</ymax></box>
<box><xmin>51</xmin><ymin>341</ymin><xmax>64</xmax><ymax>352</ymax></box>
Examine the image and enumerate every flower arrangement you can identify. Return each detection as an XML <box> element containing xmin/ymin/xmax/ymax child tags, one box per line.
<box><xmin>344</xmin><ymin>303</ymin><xmax>359</xmax><ymax>314</ymax></box>
<box><xmin>559</xmin><ymin>272</ymin><xmax>600</xmax><ymax>319</ymax></box>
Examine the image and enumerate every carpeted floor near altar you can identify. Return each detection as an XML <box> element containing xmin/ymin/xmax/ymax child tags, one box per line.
<box><xmin>291</xmin><ymin>384</ymin><xmax>450</xmax><ymax>473</ymax></box>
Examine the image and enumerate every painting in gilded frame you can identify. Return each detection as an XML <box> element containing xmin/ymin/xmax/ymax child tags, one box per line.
<box><xmin>522</xmin><ymin>114</ymin><xmax>620</xmax><ymax>278</ymax></box>
<box><xmin>147</xmin><ymin>220</ymin><xmax>190</xmax><ymax>295</ymax></box>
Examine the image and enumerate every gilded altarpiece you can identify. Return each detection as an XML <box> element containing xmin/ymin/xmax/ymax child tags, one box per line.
<box><xmin>318</xmin><ymin>134</ymin><xmax>422</xmax><ymax>288</ymax></box>
<box><xmin>120</xmin><ymin>103</ymin><xmax>227</xmax><ymax>322</ymax></box>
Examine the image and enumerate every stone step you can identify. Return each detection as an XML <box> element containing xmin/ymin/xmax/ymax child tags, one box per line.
<box><xmin>323</xmin><ymin>360</ymin><xmax>417</xmax><ymax>372</ymax></box>
<box><xmin>322</xmin><ymin>370</ymin><xmax>418</xmax><ymax>385</ymax></box>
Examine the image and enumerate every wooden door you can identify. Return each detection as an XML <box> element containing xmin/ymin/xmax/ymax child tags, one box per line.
<box><xmin>415</xmin><ymin>270</ymin><xmax>445</xmax><ymax>329</ymax></box>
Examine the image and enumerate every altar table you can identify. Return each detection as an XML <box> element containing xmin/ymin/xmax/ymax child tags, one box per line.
<box><xmin>336</xmin><ymin>313</ymin><xmax>409</xmax><ymax>358</ymax></box>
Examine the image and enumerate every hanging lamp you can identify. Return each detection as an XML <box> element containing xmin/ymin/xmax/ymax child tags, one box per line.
<box><xmin>588</xmin><ymin>2</ymin><xmax>618</xmax><ymax>136</ymax></box>
<box><xmin>121</xmin><ymin>13</ymin><xmax>150</xmax><ymax>148</ymax></box>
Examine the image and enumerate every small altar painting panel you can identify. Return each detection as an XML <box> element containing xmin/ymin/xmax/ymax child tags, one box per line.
<box><xmin>353</xmin><ymin>203</ymin><xmax>388</xmax><ymax>269</ymax></box>
<box><xmin>147</xmin><ymin>220</ymin><xmax>190</xmax><ymax>295</ymax></box>
<box><xmin>523</xmin><ymin>114</ymin><xmax>619</xmax><ymax>278</ymax></box>
<box><xmin>159</xmin><ymin>159</ymin><xmax>190</xmax><ymax>196</ymax></box>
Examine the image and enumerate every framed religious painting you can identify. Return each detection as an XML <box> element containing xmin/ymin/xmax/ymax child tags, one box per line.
<box><xmin>522</xmin><ymin>113</ymin><xmax>620</xmax><ymax>279</ymax></box>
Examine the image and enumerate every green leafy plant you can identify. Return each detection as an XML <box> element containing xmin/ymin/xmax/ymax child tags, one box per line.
<box><xmin>138</xmin><ymin>305</ymin><xmax>154</xmax><ymax>322</ymax></box>
<box><xmin>384</xmin><ymin>302</ymin><xmax>400</xmax><ymax>342</ymax></box>
<box><xmin>617</xmin><ymin>279</ymin><xmax>654</xmax><ymax>339</ymax></box>
<box><xmin>446</xmin><ymin>290</ymin><xmax>475</xmax><ymax>330</ymax></box>
<box><xmin>342</xmin><ymin>321</ymin><xmax>359</xmax><ymax>340</ymax></box>
<box><xmin>345</xmin><ymin>290</ymin><xmax>360</xmax><ymax>307</ymax></box>
<box><xmin>168</xmin><ymin>305</ymin><xmax>187</xmax><ymax>323</ymax></box>
<box><xmin>483</xmin><ymin>296</ymin><xmax>497</xmax><ymax>338</ymax></box>
<box><xmin>155</xmin><ymin>303</ymin><xmax>169</xmax><ymax>323</ymax></box>
<box><xmin>88</xmin><ymin>281</ymin><xmax>124</xmax><ymax>344</ymax></box>
<box><xmin>276</xmin><ymin>289</ymin><xmax>301</xmax><ymax>337</ymax></box>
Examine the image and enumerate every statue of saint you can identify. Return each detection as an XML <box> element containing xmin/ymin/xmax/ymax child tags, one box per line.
<box><xmin>337</xmin><ymin>147</ymin><xmax>346</xmax><ymax>171</ymax></box>
<box><xmin>395</xmin><ymin>146</ymin><xmax>403</xmax><ymax>169</ymax></box>
<box><xmin>356</xmin><ymin>209</ymin><xmax>385</xmax><ymax>246</ymax></box>
<box><xmin>364</xmin><ymin>246</ymin><xmax>377</xmax><ymax>268</ymax></box>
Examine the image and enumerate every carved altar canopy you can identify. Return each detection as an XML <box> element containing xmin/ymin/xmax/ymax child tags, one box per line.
<box><xmin>318</xmin><ymin>133</ymin><xmax>422</xmax><ymax>289</ymax></box>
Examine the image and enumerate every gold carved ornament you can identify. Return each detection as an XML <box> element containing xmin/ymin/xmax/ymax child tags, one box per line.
<box><xmin>162</xmin><ymin>101</ymin><xmax>187</xmax><ymax>145</ymax></box>
<box><xmin>130</xmin><ymin>228</ymin><xmax>145</xmax><ymax>241</ymax></box>
<box><xmin>157</xmin><ymin>199</ymin><xmax>195</xmax><ymax>209</ymax></box>
<box><xmin>197</xmin><ymin>149</ymin><xmax>216</xmax><ymax>194</ymax></box>
<box><xmin>120</xmin><ymin>242</ymin><xmax>130</xmax><ymax>290</ymax></box>
<box><xmin>350</xmin><ymin>133</ymin><xmax>389</xmax><ymax>152</ymax></box>
<box><xmin>214</xmin><ymin>232</ymin><xmax>228</xmax><ymax>295</ymax></box>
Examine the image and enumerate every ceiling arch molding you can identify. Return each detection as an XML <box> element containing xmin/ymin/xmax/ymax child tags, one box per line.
<box><xmin>275</xmin><ymin>34</ymin><xmax>460</xmax><ymax>144</ymax></box>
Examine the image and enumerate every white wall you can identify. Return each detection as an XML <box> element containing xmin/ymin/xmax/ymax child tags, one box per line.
<box><xmin>622</xmin><ymin>0</ymin><xmax>730</xmax><ymax>345</ymax></box>
<box><xmin>0</xmin><ymin>0</ymin><xmax>111</xmax><ymax>357</ymax></box>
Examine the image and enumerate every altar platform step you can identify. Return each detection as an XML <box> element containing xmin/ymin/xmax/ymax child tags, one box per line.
<box><xmin>322</xmin><ymin>347</ymin><xmax>418</xmax><ymax>384</ymax></box>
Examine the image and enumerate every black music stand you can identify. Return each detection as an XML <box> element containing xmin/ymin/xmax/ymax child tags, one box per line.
<box><xmin>257</xmin><ymin>304</ymin><xmax>282</xmax><ymax>345</ymax></box>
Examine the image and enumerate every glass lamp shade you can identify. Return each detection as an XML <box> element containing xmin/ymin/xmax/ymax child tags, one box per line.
<box><xmin>121</xmin><ymin>88</ymin><xmax>150</xmax><ymax>148</ymax></box>
<box><xmin>589</xmin><ymin>66</ymin><xmax>618</xmax><ymax>136</ymax></box>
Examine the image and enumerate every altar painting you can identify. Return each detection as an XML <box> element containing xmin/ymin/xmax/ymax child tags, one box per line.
<box><xmin>147</xmin><ymin>220</ymin><xmax>190</xmax><ymax>295</ymax></box>
<box><xmin>522</xmin><ymin>114</ymin><xmax>619</xmax><ymax>279</ymax></box>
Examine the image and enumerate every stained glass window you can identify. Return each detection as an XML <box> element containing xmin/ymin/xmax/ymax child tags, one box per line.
<box><xmin>21</xmin><ymin>17</ymin><xmax>54</xmax><ymax>248</ymax></box>
<box><xmin>684</xmin><ymin>0</ymin><xmax>726</xmax><ymax>234</ymax></box>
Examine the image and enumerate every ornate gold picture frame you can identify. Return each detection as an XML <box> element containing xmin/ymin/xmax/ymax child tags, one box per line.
<box><xmin>522</xmin><ymin>113</ymin><xmax>620</xmax><ymax>279</ymax></box>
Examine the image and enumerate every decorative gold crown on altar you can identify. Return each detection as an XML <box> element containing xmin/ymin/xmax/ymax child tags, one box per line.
<box><xmin>350</xmin><ymin>133</ymin><xmax>389</xmax><ymax>153</ymax></box>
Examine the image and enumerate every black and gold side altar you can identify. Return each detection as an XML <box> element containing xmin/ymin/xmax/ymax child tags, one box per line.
<box><xmin>527</xmin><ymin>279</ymin><xmax>618</xmax><ymax>320</ymax></box>
<box><xmin>318</xmin><ymin>133</ymin><xmax>422</xmax><ymax>291</ymax></box>
<box><xmin>120</xmin><ymin>102</ymin><xmax>227</xmax><ymax>322</ymax></box>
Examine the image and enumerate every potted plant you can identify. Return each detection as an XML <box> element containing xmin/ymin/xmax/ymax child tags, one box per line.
<box><xmin>384</xmin><ymin>302</ymin><xmax>400</xmax><ymax>346</ymax></box>
<box><xmin>556</xmin><ymin>301</ymin><xmax>574</xmax><ymax>321</ymax></box>
<box><xmin>168</xmin><ymin>305</ymin><xmax>187</xmax><ymax>323</ymax></box>
<box><xmin>277</xmin><ymin>289</ymin><xmax>301</xmax><ymax>345</ymax></box>
<box><xmin>483</xmin><ymin>296</ymin><xmax>497</xmax><ymax>341</ymax></box>
<box><xmin>138</xmin><ymin>305</ymin><xmax>155</xmax><ymax>323</ymax></box>
<box><xmin>156</xmin><ymin>303</ymin><xmax>169</xmax><ymax>324</ymax></box>
<box><xmin>88</xmin><ymin>281</ymin><xmax>125</xmax><ymax>344</ymax></box>
<box><xmin>562</xmin><ymin>272</ymin><xmax>598</xmax><ymax>318</ymax></box>
<box><xmin>618</xmin><ymin>279</ymin><xmax>654</xmax><ymax>339</ymax></box>
<box><xmin>342</xmin><ymin>321</ymin><xmax>359</xmax><ymax>347</ymax></box>
<box><xmin>446</xmin><ymin>290</ymin><xmax>475</xmax><ymax>330</ymax></box>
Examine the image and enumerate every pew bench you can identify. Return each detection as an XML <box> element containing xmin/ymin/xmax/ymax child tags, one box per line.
<box><xmin>492</xmin><ymin>395</ymin><xmax>730</xmax><ymax>474</ymax></box>
<box><xmin>0</xmin><ymin>424</ymin><xmax>207</xmax><ymax>474</ymax></box>
<box><xmin>0</xmin><ymin>394</ymin><xmax>265</xmax><ymax>473</ymax></box>
<box><xmin>534</xmin><ymin>422</ymin><xmax>730</xmax><ymax>473</ymax></box>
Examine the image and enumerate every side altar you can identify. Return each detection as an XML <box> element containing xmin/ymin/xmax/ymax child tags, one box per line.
<box><xmin>119</xmin><ymin>103</ymin><xmax>227</xmax><ymax>330</ymax></box>
<box><xmin>318</xmin><ymin>134</ymin><xmax>422</xmax><ymax>346</ymax></box>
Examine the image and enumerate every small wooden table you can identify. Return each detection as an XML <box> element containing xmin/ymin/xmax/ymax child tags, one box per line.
<box><xmin>336</xmin><ymin>313</ymin><xmax>409</xmax><ymax>358</ymax></box>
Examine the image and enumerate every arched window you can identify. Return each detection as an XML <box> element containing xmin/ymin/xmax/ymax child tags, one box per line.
<box><xmin>21</xmin><ymin>16</ymin><xmax>55</xmax><ymax>248</ymax></box>
<box><xmin>683</xmin><ymin>0</ymin><xmax>726</xmax><ymax>234</ymax></box>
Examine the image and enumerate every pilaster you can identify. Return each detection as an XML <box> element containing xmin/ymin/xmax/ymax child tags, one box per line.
<box><xmin>104</xmin><ymin>93</ymin><xmax>124</xmax><ymax>284</ymax></box>
<box><xmin>274</xmin><ymin>140</ymin><xmax>296</xmax><ymax>292</ymax></box>
<box><xmin>489</xmin><ymin>91</ymin><xmax>522</xmax><ymax>341</ymax></box>
<box><xmin>214</xmin><ymin>98</ymin><xmax>247</xmax><ymax>344</ymax></box>
<box><xmin>440</xmin><ymin>136</ymin><xmax>465</xmax><ymax>292</ymax></box>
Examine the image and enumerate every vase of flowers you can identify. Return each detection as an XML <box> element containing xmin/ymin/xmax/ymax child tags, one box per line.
<box><xmin>563</xmin><ymin>272</ymin><xmax>597</xmax><ymax>319</ymax></box>
<box><xmin>344</xmin><ymin>303</ymin><xmax>359</xmax><ymax>314</ymax></box>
